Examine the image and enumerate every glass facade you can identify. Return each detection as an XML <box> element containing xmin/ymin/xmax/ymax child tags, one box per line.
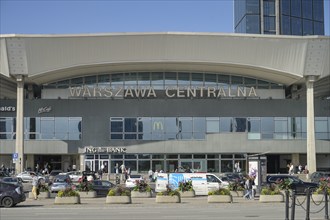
<box><xmin>0</xmin><ymin>117</ymin><xmax>82</xmax><ymax>140</ymax></box>
<box><xmin>43</xmin><ymin>72</ymin><xmax>283</xmax><ymax>91</ymax></box>
<box><xmin>86</xmin><ymin>153</ymin><xmax>247</xmax><ymax>173</ymax></box>
<box><xmin>234</xmin><ymin>0</ymin><xmax>325</xmax><ymax>35</ymax></box>
<box><xmin>109</xmin><ymin>116</ymin><xmax>330</xmax><ymax>141</ymax></box>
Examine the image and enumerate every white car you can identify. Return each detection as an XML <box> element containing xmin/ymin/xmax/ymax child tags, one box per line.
<box><xmin>16</xmin><ymin>171</ymin><xmax>45</xmax><ymax>182</ymax></box>
<box><xmin>65</xmin><ymin>171</ymin><xmax>83</xmax><ymax>182</ymax></box>
<box><xmin>125</xmin><ymin>175</ymin><xmax>144</xmax><ymax>188</ymax></box>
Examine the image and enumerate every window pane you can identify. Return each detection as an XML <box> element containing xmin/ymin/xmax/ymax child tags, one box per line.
<box><xmin>220</xmin><ymin>117</ymin><xmax>232</xmax><ymax>132</ymax></box>
<box><xmin>206</xmin><ymin>117</ymin><xmax>220</xmax><ymax>133</ymax></box>
<box><xmin>124</xmin><ymin>118</ymin><xmax>137</xmax><ymax>132</ymax></box>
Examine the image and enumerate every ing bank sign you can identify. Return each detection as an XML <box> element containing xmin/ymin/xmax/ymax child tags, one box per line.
<box><xmin>68</xmin><ymin>86</ymin><xmax>258</xmax><ymax>99</ymax></box>
<box><xmin>85</xmin><ymin>146</ymin><xmax>127</xmax><ymax>154</ymax></box>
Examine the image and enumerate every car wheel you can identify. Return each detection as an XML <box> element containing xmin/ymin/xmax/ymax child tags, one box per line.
<box><xmin>2</xmin><ymin>197</ymin><xmax>14</xmax><ymax>208</ymax></box>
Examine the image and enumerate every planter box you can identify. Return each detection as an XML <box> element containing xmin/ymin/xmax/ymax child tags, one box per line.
<box><xmin>230</xmin><ymin>191</ymin><xmax>244</xmax><ymax>197</ymax></box>
<box><xmin>156</xmin><ymin>195</ymin><xmax>181</xmax><ymax>203</ymax></box>
<box><xmin>207</xmin><ymin>195</ymin><xmax>233</xmax><ymax>203</ymax></box>
<box><xmin>78</xmin><ymin>191</ymin><xmax>97</xmax><ymax>198</ymax></box>
<box><xmin>29</xmin><ymin>191</ymin><xmax>50</xmax><ymax>199</ymax></box>
<box><xmin>131</xmin><ymin>191</ymin><xmax>152</xmax><ymax>198</ymax></box>
<box><xmin>106</xmin><ymin>196</ymin><xmax>131</xmax><ymax>204</ymax></box>
<box><xmin>179</xmin><ymin>191</ymin><xmax>195</xmax><ymax>198</ymax></box>
<box><xmin>259</xmin><ymin>194</ymin><xmax>284</xmax><ymax>203</ymax></box>
<box><xmin>54</xmin><ymin>196</ymin><xmax>81</xmax><ymax>204</ymax></box>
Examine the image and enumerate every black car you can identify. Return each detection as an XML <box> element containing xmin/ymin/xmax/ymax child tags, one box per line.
<box><xmin>0</xmin><ymin>181</ymin><xmax>26</xmax><ymax>207</ymax></box>
<box><xmin>92</xmin><ymin>180</ymin><xmax>115</xmax><ymax>196</ymax></box>
<box><xmin>266</xmin><ymin>174</ymin><xmax>318</xmax><ymax>194</ymax></box>
<box><xmin>1</xmin><ymin>177</ymin><xmax>23</xmax><ymax>187</ymax></box>
<box><xmin>310</xmin><ymin>171</ymin><xmax>330</xmax><ymax>183</ymax></box>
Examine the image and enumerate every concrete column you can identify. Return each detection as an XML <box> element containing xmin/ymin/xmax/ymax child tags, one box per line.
<box><xmin>275</xmin><ymin>0</ymin><xmax>280</xmax><ymax>35</ymax></box>
<box><xmin>79</xmin><ymin>154</ymin><xmax>85</xmax><ymax>171</ymax></box>
<box><xmin>15</xmin><ymin>75</ymin><xmax>24</xmax><ymax>174</ymax></box>
<box><xmin>306</xmin><ymin>76</ymin><xmax>317</xmax><ymax>175</ymax></box>
<box><xmin>291</xmin><ymin>153</ymin><xmax>300</xmax><ymax>168</ymax></box>
<box><xmin>260</xmin><ymin>0</ymin><xmax>264</xmax><ymax>34</ymax></box>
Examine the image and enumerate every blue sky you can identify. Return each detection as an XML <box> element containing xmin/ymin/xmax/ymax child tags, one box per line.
<box><xmin>0</xmin><ymin>0</ymin><xmax>329</xmax><ymax>35</ymax></box>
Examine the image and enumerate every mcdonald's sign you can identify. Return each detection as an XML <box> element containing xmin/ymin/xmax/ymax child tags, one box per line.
<box><xmin>153</xmin><ymin>121</ymin><xmax>164</xmax><ymax>130</ymax></box>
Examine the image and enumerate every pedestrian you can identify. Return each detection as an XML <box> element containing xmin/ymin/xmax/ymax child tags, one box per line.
<box><xmin>31</xmin><ymin>172</ymin><xmax>39</xmax><ymax>200</ymax></box>
<box><xmin>234</xmin><ymin>161</ymin><xmax>241</xmax><ymax>173</ymax></box>
<box><xmin>148</xmin><ymin>169</ymin><xmax>154</xmax><ymax>182</ymax></box>
<box><xmin>243</xmin><ymin>176</ymin><xmax>253</xmax><ymax>200</ymax></box>
<box><xmin>35</xmin><ymin>163</ymin><xmax>39</xmax><ymax>173</ymax></box>
<box><xmin>288</xmin><ymin>163</ymin><xmax>294</xmax><ymax>175</ymax></box>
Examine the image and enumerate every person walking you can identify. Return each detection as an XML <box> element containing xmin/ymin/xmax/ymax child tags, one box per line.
<box><xmin>243</xmin><ymin>177</ymin><xmax>253</xmax><ymax>200</ymax></box>
<box><xmin>31</xmin><ymin>173</ymin><xmax>39</xmax><ymax>200</ymax></box>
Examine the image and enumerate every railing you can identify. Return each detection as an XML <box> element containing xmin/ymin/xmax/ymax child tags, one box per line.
<box><xmin>285</xmin><ymin>187</ymin><xmax>329</xmax><ymax>220</ymax></box>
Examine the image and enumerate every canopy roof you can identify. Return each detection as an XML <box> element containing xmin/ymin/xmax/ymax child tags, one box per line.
<box><xmin>1</xmin><ymin>32</ymin><xmax>329</xmax><ymax>86</ymax></box>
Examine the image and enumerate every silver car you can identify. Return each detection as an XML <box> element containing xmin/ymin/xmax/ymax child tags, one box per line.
<box><xmin>50</xmin><ymin>174</ymin><xmax>72</xmax><ymax>193</ymax></box>
<box><xmin>16</xmin><ymin>171</ymin><xmax>45</xmax><ymax>182</ymax></box>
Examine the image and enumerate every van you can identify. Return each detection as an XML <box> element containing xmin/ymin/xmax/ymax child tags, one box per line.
<box><xmin>155</xmin><ymin>172</ymin><xmax>229</xmax><ymax>195</ymax></box>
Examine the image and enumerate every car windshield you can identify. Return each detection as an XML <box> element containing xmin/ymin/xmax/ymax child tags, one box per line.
<box><xmin>129</xmin><ymin>175</ymin><xmax>141</xmax><ymax>179</ymax></box>
<box><xmin>54</xmin><ymin>175</ymin><xmax>69</xmax><ymax>182</ymax></box>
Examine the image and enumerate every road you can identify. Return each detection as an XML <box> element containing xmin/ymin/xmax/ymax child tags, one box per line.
<box><xmin>1</xmin><ymin>196</ymin><xmax>328</xmax><ymax>220</ymax></box>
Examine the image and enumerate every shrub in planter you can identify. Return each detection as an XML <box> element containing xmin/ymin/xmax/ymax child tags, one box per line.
<box><xmin>55</xmin><ymin>188</ymin><xmax>80</xmax><ymax>204</ymax></box>
<box><xmin>178</xmin><ymin>180</ymin><xmax>194</xmax><ymax>192</ymax></box>
<box><xmin>178</xmin><ymin>180</ymin><xmax>195</xmax><ymax>197</ymax></box>
<box><xmin>57</xmin><ymin>188</ymin><xmax>80</xmax><ymax>197</ymax></box>
<box><xmin>259</xmin><ymin>184</ymin><xmax>284</xmax><ymax>203</ymax></box>
<box><xmin>76</xmin><ymin>181</ymin><xmax>94</xmax><ymax>192</ymax></box>
<box><xmin>106</xmin><ymin>186</ymin><xmax>131</xmax><ymax>204</ymax></box>
<box><xmin>260</xmin><ymin>184</ymin><xmax>281</xmax><ymax>195</ymax></box>
<box><xmin>313</xmin><ymin>177</ymin><xmax>330</xmax><ymax>195</ymax></box>
<box><xmin>208</xmin><ymin>188</ymin><xmax>232</xmax><ymax>203</ymax></box>
<box><xmin>156</xmin><ymin>185</ymin><xmax>181</xmax><ymax>203</ymax></box>
<box><xmin>157</xmin><ymin>185</ymin><xmax>181</xmax><ymax>197</ymax></box>
<box><xmin>208</xmin><ymin>188</ymin><xmax>231</xmax><ymax>196</ymax></box>
<box><xmin>107</xmin><ymin>186</ymin><xmax>131</xmax><ymax>197</ymax></box>
<box><xmin>132</xmin><ymin>180</ymin><xmax>152</xmax><ymax>192</ymax></box>
<box><xmin>228</xmin><ymin>181</ymin><xmax>244</xmax><ymax>197</ymax></box>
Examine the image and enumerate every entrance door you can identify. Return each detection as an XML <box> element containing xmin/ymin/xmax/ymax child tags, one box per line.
<box><xmin>85</xmin><ymin>160</ymin><xmax>94</xmax><ymax>172</ymax></box>
<box><xmin>99</xmin><ymin>160</ymin><xmax>109</xmax><ymax>173</ymax></box>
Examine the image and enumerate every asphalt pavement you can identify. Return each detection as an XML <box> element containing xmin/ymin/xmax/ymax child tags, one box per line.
<box><xmin>1</xmin><ymin>194</ymin><xmax>328</xmax><ymax>220</ymax></box>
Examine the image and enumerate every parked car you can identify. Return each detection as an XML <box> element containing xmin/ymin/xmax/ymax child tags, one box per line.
<box><xmin>125</xmin><ymin>174</ymin><xmax>144</xmax><ymax>188</ymax></box>
<box><xmin>0</xmin><ymin>181</ymin><xmax>26</xmax><ymax>207</ymax></box>
<box><xmin>220</xmin><ymin>172</ymin><xmax>245</xmax><ymax>186</ymax></box>
<box><xmin>1</xmin><ymin>177</ymin><xmax>23</xmax><ymax>187</ymax></box>
<box><xmin>78</xmin><ymin>171</ymin><xmax>97</xmax><ymax>182</ymax></box>
<box><xmin>49</xmin><ymin>174</ymin><xmax>72</xmax><ymax>193</ymax></box>
<box><xmin>65</xmin><ymin>171</ymin><xmax>83</xmax><ymax>182</ymax></box>
<box><xmin>310</xmin><ymin>171</ymin><xmax>330</xmax><ymax>183</ymax></box>
<box><xmin>16</xmin><ymin>171</ymin><xmax>45</xmax><ymax>182</ymax></box>
<box><xmin>266</xmin><ymin>174</ymin><xmax>318</xmax><ymax>194</ymax></box>
<box><xmin>0</xmin><ymin>171</ymin><xmax>10</xmax><ymax>179</ymax></box>
<box><xmin>48</xmin><ymin>170</ymin><xmax>64</xmax><ymax>183</ymax></box>
<box><xmin>92</xmin><ymin>180</ymin><xmax>115</xmax><ymax>196</ymax></box>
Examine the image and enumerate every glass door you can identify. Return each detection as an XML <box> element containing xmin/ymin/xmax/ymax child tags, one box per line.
<box><xmin>85</xmin><ymin>160</ymin><xmax>94</xmax><ymax>172</ymax></box>
<box><xmin>99</xmin><ymin>160</ymin><xmax>109</xmax><ymax>173</ymax></box>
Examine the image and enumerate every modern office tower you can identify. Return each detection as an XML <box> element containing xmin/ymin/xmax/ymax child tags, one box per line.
<box><xmin>234</xmin><ymin>0</ymin><xmax>325</xmax><ymax>35</ymax></box>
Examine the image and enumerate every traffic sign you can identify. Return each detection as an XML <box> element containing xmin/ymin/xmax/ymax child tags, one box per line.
<box><xmin>12</xmin><ymin>153</ymin><xmax>18</xmax><ymax>160</ymax></box>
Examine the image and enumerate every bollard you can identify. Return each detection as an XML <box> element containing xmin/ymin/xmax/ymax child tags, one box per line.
<box><xmin>325</xmin><ymin>187</ymin><xmax>329</xmax><ymax>220</ymax></box>
<box><xmin>305</xmin><ymin>188</ymin><xmax>310</xmax><ymax>220</ymax></box>
<box><xmin>285</xmin><ymin>190</ymin><xmax>289</xmax><ymax>220</ymax></box>
<box><xmin>291</xmin><ymin>190</ymin><xmax>296</xmax><ymax>220</ymax></box>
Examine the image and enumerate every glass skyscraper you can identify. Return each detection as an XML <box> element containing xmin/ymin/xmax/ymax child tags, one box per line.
<box><xmin>234</xmin><ymin>0</ymin><xmax>325</xmax><ymax>35</ymax></box>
